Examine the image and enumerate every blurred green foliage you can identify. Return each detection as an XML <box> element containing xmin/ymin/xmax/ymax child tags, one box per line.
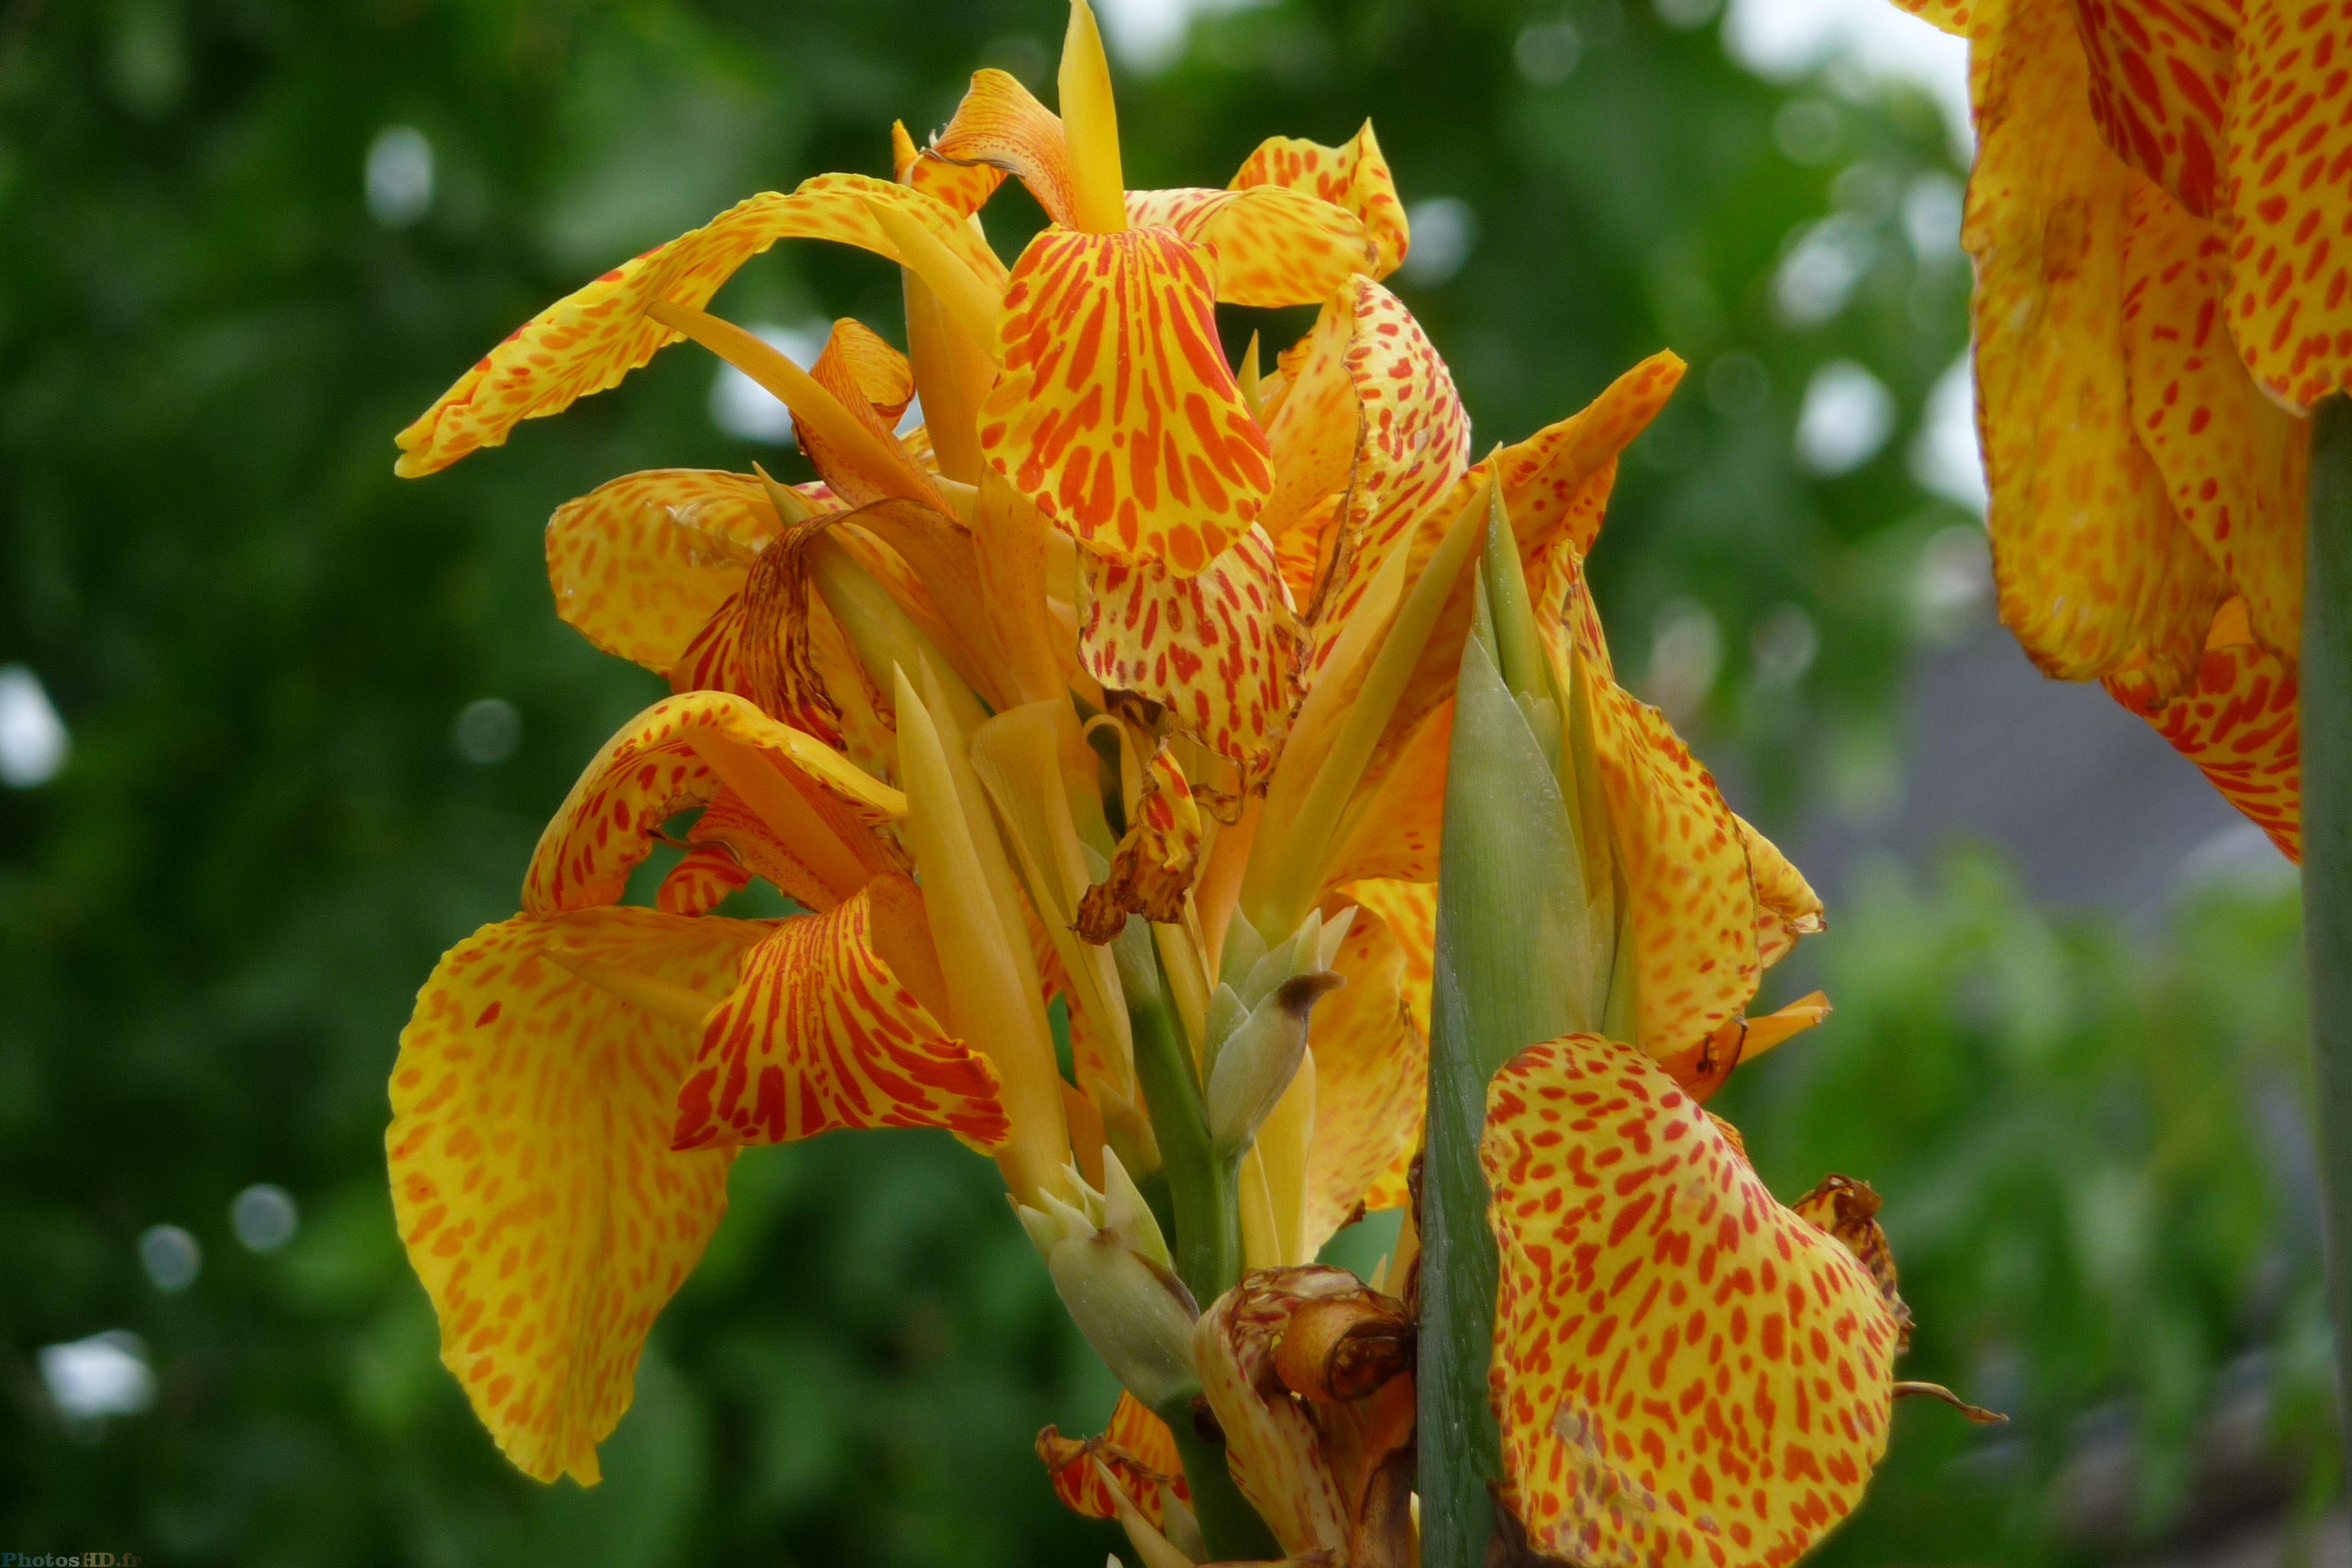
<box><xmin>0</xmin><ymin>0</ymin><xmax>2326</xmax><ymax>1564</ymax></box>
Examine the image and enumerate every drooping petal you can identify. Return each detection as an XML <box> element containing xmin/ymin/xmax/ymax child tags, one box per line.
<box><xmin>1036</xmin><ymin>1391</ymin><xmax>1193</xmax><ymax>1528</ymax></box>
<box><xmin>1967</xmin><ymin>0</ymin><xmax>2226</xmax><ymax>688</ymax></box>
<box><xmin>670</xmin><ymin>871</ymin><xmax>1013</xmax><ymax>1152</ymax></box>
<box><xmin>1078</xmin><ymin>527</ymin><xmax>1301</xmax><ymax>799</ymax></box>
<box><xmin>395</xmin><ymin>175</ymin><xmax>999</xmax><ymax>476</ymax></box>
<box><xmin>1655</xmin><ymin>992</ymin><xmax>1833</xmax><ymax>1103</ymax></box>
<box><xmin>1077</xmin><ymin>738</ymin><xmax>1204</xmax><ymax>938</ymax></box>
<box><xmin>2105</xmin><ymin>598</ymin><xmax>2302</xmax><ymax>858</ymax></box>
<box><xmin>1485</xmin><ymin>1034</ymin><xmax>1903</xmax><ymax>1567</ymax></box>
<box><xmin>656</xmin><ymin>842</ymin><xmax>752</xmax><ymax>916</ymax></box>
<box><xmin>930</xmin><ymin>67</ymin><xmax>1082</xmax><ymax>228</ymax></box>
<box><xmin>1124</xmin><ymin>185</ymin><xmax>1375</xmax><ymax>307</ymax></box>
<box><xmin>1740</xmin><ymin>814</ymin><xmax>1826</xmax><ymax>972</ymax></box>
<box><xmin>2222</xmin><ymin>0</ymin><xmax>2352</xmax><ymax>410</ymax></box>
<box><xmin>1230</xmin><ymin>122</ymin><xmax>1410</xmax><ymax>281</ymax></box>
<box><xmin>388</xmin><ymin>906</ymin><xmax>767</xmax><ymax>1483</ymax></box>
<box><xmin>1260</xmin><ymin>278</ymin><xmax>1473</xmax><ymax>636</ymax></box>
<box><xmin>2072</xmin><ymin>0</ymin><xmax>2236</xmax><ymax>217</ymax></box>
<box><xmin>983</xmin><ymin>226</ymin><xmax>1272</xmax><ymax>573</ymax></box>
<box><xmin>1300</xmin><ymin>879</ymin><xmax>1432</xmax><ymax>1250</ymax></box>
<box><xmin>2122</xmin><ymin>183</ymin><xmax>2308</xmax><ymax>656</ymax></box>
<box><xmin>544</xmin><ymin>469</ymin><xmax>783</xmax><ymax>672</ymax></box>
<box><xmin>522</xmin><ymin>690</ymin><xmax>903</xmax><ymax>918</ymax></box>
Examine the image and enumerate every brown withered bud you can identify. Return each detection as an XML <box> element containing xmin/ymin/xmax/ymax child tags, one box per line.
<box><xmin>1270</xmin><ymin>1288</ymin><xmax>1415</xmax><ymax>1404</ymax></box>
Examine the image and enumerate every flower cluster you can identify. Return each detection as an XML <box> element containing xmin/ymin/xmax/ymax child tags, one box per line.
<box><xmin>385</xmin><ymin>5</ymin><xmax>1930</xmax><ymax>1561</ymax></box>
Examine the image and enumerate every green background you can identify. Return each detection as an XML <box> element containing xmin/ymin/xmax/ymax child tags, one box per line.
<box><xmin>0</xmin><ymin>1</ymin><xmax>2328</xmax><ymax>1563</ymax></box>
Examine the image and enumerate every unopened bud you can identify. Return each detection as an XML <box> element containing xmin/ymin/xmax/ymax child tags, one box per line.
<box><xmin>1047</xmin><ymin>1230</ymin><xmax>1202</xmax><ymax>1411</ymax></box>
<box><xmin>1204</xmin><ymin>973</ymin><xmax>1343</xmax><ymax>1153</ymax></box>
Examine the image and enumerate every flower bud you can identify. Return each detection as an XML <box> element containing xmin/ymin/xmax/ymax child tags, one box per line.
<box><xmin>1046</xmin><ymin>1230</ymin><xmax>1202</xmax><ymax>1412</ymax></box>
<box><xmin>1204</xmin><ymin>972</ymin><xmax>1344</xmax><ymax>1153</ymax></box>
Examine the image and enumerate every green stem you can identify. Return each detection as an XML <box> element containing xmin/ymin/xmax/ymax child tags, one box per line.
<box><xmin>1123</xmin><ymin>939</ymin><xmax>1272</xmax><ymax>1559</ymax></box>
<box><xmin>2302</xmin><ymin>394</ymin><xmax>2352</xmax><ymax>1466</ymax></box>
<box><xmin>1155</xmin><ymin>1397</ymin><xmax>1284</xmax><ymax>1562</ymax></box>
<box><xmin>1127</xmin><ymin>977</ymin><xmax>1244</xmax><ymax>1306</ymax></box>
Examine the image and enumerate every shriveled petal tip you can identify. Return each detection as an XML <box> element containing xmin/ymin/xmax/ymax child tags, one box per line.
<box><xmin>1299</xmin><ymin>880</ymin><xmax>1431</xmax><ymax>1253</ymax></box>
<box><xmin>2122</xmin><ymin>185</ymin><xmax>2309</xmax><ymax>660</ymax></box>
<box><xmin>671</xmin><ymin>871</ymin><xmax>1013</xmax><ymax>1153</ymax></box>
<box><xmin>1968</xmin><ymin>1</ymin><xmax>2226</xmax><ymax>689</ymax></box>
<box><xmin>523</xmin><ymin>689</ymin><xmax>903</xmax><ymax>918</ymax></box>
<box><xmin>1485</xmin><ymin>1034</ymin><xmax>1902</xmax><ymax>1568</ymax></box>
<box><xmin>1079</xmin><ymin>528</ymin><xmax>1301</xmax><ymax>801</ymax></box>
<box><xmin>1740</xmin><ymin>814</ymin><xmax>1825</xmax><ymax>973</ymax></box>
<box><xmin>1230</xmin><ymin>122</ymin><xmax>1410</xmax><ymax>281</ymax></box>
<box><xmin>1036</xmin><ymin>1392</ymin><xmax>1192</xmax><ymax>1527</ymax></box>
<box><xmin>2106</xmin><ymin>600</ymin><xmax>2301</xmax><ymax>860</ymax></box>
<box><xmin>389</xmin><ymin>907</ymin><xmax>766</xmax><ymax>1483</ymax></box>
<box><xmin>393</xmin><ymin>175</ymin><xmax>997</xmax><ymax>477</ymax></box>
<box><xmin>982</xmin><ymin>225</ymin><xmax>1272</xmax><ymax>573</ymax></box>
<box><xmin>1124</xmin><ymin>184</ymin><xmax>1373</xmax><ymax>308</ymax></box>
<box><xmin>1078</xmin><ymin>740</ymin><xmax>1203</xmax><ymax>938</ymax></box>
<box><xmin>2223</xmin><ymin>0</ymin><xmax>2352</xmax><ymax>410</ymax></box>
<box><xmin>545</xmin><ymin>469</ymin><xmax>783</xmax><ymax>674</ymax></box>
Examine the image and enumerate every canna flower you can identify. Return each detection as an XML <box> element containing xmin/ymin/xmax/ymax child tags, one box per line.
<box><xmin>382</xmin><ymin>7</ymin><xmax>1857</xmax><ymax>1555</ymax></box>
<box><xmin>1886</xmin><ymin>0</ymin><xmax>2344</xmax><ymax>859</ymax></box>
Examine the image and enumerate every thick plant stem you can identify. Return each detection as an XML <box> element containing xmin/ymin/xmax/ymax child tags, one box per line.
<box><xmin>2304</xmin><ymin>395</ymin><xmax>2352</xmax><ymax>1463</ymax></box>
<box><xmin>1126</xmin><ymin>947</ymin><xmax>1273</xmax><ymax>1560</ymax></box>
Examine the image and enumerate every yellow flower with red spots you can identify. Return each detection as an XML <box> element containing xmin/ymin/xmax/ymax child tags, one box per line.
<box><xmin>385</xmin><ymin>5</ymin><xmax>1904</xmax><ymax>1557</ymax></box>
<box><xmin>1892</xmin><ymin>0</ymin><xmax>2347</xmax><ymax>859</ymax></box>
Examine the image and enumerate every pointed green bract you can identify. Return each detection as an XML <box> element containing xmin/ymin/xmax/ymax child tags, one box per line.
<box><xmin>1418</xmin><ymin>507</ymin><xmax>1614</xmax><ymax>1568</ymax></box>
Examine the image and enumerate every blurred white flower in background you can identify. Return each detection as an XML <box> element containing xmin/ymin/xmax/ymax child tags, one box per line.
<box><xmin>1397</xmin><ymin>198</ymin><xmax>1477</xmax><ymax>288</ymax></box>
<box><xmin>710</xmin><ymin>320</ymin><xmax>830</xmax><ymax>444</ymax></box>
<box><xmin>1795</xmin><ymin>359</ymin><xmax>1895</xmax><ymax>475</ymax></box>
<box><xmin>231</xmin><ymin>1183</ymin><xmax>300</xmax><ymax>1254</ymax></box>
<box><xmin>0</xmin><ymin>665</ymin><xmax>68</xmax><ymax>788</ymax></box>
<box><xmin>1910</xmin><ymin>354</ymin><xmax>1988</xmax><ymax>513</ymax></box>
<box><xmin>139</xmin><ymin>1224</ymin><xmax>203</xmax><ymax>1293</ymax></box>
<box><xmin>40</xmin><ymin>1331</ymin><xmax>155</xmax><ymax>1422</ymax></box>
<box><xmin>1722</xmin><ymin>0</ymin><xmax>1971</xmax><ymax>152</ymax></box>
<box><xmin>366</xmin><ymin>125</ymin><xmax>434</xmax><ymax>228</ymax></box>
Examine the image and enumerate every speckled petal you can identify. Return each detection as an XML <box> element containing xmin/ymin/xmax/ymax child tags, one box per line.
<box><xmin>656</xmin><ymin>842</ymin><xmax>753</xmax><ymax>916</ymax></box>
<box><xmin>2223</xmin><ymin>0</ymin><xmax>2352</xmax><ymax>409</ymax></box>
<box><xmin>388</xmin><ymin>906</ymin><xmax>767</xmax><ymax>1483</ymax></box>
<box><xmin>1079</xmin><ymin>527</ymin><xmax>1300</xmax><ymax>798</ymax></box>
<box><xmin>670</xmin><ymin>871</ymin><xmax>1012</xmax><ymax>1153</ymax></box>
<box><xmin>2105</xmin><ymin>598</ymin><xmax>2301</xmax><ymax>858</ymax></box>
<box><xmin>1485</xmin><ymin>1034</ymin><xmax>1902</xmax><ymax>1567</ymax></box>
<box><xmin>1967</xmin><ymin>0</ymin><xmax>2226</xmax><ymax>689</ymax></box>
<box><xmin>892</xmin><ymin>117</ymin><xmax>1006</xmax><ymax>217</ymax></box>
<box><xmin>544</xmin><ymin>469</ymin><xmax>792</xmax><ymax>673</ymax></box>
<box><xmin>522</xmin><ymin>690</ymin><xmax>902</xmax><ymax>918</ymax></box>
<box><xmin>2072</xmin><ymin>0</ymin><xmax>2237</xmax><ymax>216</ymax></box>
<box><xmin>1230</xmin><ymin>123</ymin><xmax>1410</xmax><ymax>280</ymax></box>
<box><xmin>1077</xmin><ymin>739</ymin><xmax>1204</xmax><ymax>938</ymax></box>
<box><xmin>1125</xmin><ymin>185</ymin><xmax>1375</xmax><ymax>307</ymax></box>
<box><xmin>928</xmin><ymin>68</ymin><xmax>1079</xmax><ymax>227</ymax></box>
<box><xmin>394</xmin><ymin>175</ymin><xmax>999</xmax><ymax>475</ymax></box>
<box><xmin>982</xmin><ymin>226</ymin><xmax>1272</xmax><ymax>573</ymax></box>
<box><xmin>797</xmin><ymin>318</ymin><xmax>947</xmax><ymax>511</ymax></box>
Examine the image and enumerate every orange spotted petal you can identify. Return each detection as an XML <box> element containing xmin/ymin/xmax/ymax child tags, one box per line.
<box><xmin>1322</xmin><ymin>703</ymin><xmax>1451</xmax><ymax>889</ymax></box>
<box><xmin>983</xmin><ymin>225</ymin><xmax>1273</xmax><ymax>574</ymax></box>
<box><xmin>1300</xmin><ymin>879</ymin><xmax>1432</xmax><ymax>1251</ymax></box>
<box><xmin>388</xmin><ymin>905</ymin><xmax>767</xmax><ymax>1483</ymax></box>
<box><xmin>928</xmin><ymin>67</ymin><xmax>1080</xmax><ymax>227</ymax></box>
<box><xmin>1968</xmin><ymin>0</ymin><xmax>2226</xmax><ymax>688</ymax></box>
<box><xmin>2105</xmin><ymin>597</ymin><xmax>2302</xmax><ymax>859</ymax></box>
<box><xmin>1485</xmin><ymin>1034</ymin><xmax>1902</xmax><ymax>1567</ymax></box>
<box><xmin>892</xmin><ymin>117</ymin><xmax>1006</xmax><ymax>217</ymax></box>
<box><xmin>1124</xmin><ymin>185</ymin><xmax>1375</xmax><ymax>308</ymax></box>
<box><xmin>2222</xmin><ymin>0</ymin><xmax>2352</xmax><ymax>409</ymax></box>
<box><xmin>670</xmin><ymin>871</ymin><xmax>1012</xmax><ymax>1153</ymax></box>
<box><xmin>1079</xmin><ymin>527</ymin><xmax>1301</xmax><ymax>800</ymax></box>
<box><xmin>656</xmin><ymin>841</ymin><xmax>753</xmax><ymax>916</ymax></box>
<box><xmin>1230</xmin><ymin>122</ymin><xmax>1410</xmax><ymax>281</ymax></box>
<box><xmin>2073</xmin><ymin>0</ymin><xmax>2236</xmax><ymax>217</ymax></box>
<box><xmin>1591</xmin><ymin>679</ymin><xmax>1765</xmax><ymax>1060</ymax></box>
<box><xmin>1036</xmin><ymin>1391</ymin><xmax>1193</xmax><ymax>1528</ymax></box>
<box><xmin>1741</xmin><ymin>814</ymin><xmax>1826</xmax><ymax>973</ymax></box>
<box><xmin>2122</xmin><ymin>183</ymin><xmax>2309</xmax><ymax>658</ymax></box>
<box><xmin>797</xmin><ymin>318</ymin><xmax>948</xmax><ymax>511</ymax></box>
<box><xmin>544</xmin><ymin>469</ymin><xmax>790</xmax><ymax>673</ymax></box>
<box><xmin>1194</xmin><ymin>1269</ymin><xmax>1357</xmax><ymax>1558</ymax></box>
<box><xmin>1261</xmin><ymin>278</ymin><xmax>1472</xmax><ymax>634</ymax></box>
<box><xmin>394</xmin><ymin>174</ymin><xmax>999</xmax><ymax>476</ymax></box>
<box><xmin>522</xmin><ymin>690</ymin><xmax>903</xmax><ymax>918</ymax></box>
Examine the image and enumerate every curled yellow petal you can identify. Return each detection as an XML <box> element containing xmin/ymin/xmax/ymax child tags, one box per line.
<box><xmin>544</xmin><ymin>469</ymin><xmax>781</xmax><ymax>673</ymax></box>
<box><xmin>1230</xmin><ymin>122</ymin><xmax>1409</xmax><ymax>280</ymax></box>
